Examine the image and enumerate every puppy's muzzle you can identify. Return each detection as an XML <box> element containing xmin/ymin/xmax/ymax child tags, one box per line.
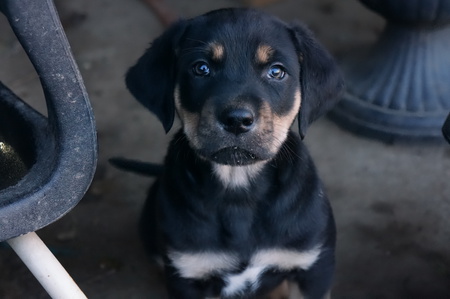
<box><xmin>210</xmin><ymin>107</ymin><xmax>260</xmax><ymax>166</ymax></box>
<box><xmin>219</xmin><ymin>107</ymin><xmax>255</xmax><ymax>135</ymax></box>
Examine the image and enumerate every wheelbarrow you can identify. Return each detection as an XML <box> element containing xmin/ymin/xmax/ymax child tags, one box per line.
<box><xmin>0</xmin><ymin>0</ymin><xmax>97</xmax><ymax>297</ymax></box>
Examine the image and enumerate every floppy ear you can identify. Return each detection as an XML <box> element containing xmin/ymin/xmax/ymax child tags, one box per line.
<box><xmin>125</xmin><ymin>20</ymin><xmax>188</xmax><ymax>133</ymax></box>
<box><xmin>289</xmin><ymin>22</ymin><xmax>344</xmax><ymax>139</ymax></box>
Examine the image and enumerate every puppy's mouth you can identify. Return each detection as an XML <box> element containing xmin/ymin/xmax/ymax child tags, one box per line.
<box><xmin>210</xmin><ymin>147</ymin><xmax>262</xmax><ymax>166</ymax></box>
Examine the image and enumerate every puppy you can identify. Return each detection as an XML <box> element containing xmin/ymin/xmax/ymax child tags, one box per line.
<box><xmin>124</xmin><ymin>8</ymin><xmax>343</xmax><ymax>299</ymax></box>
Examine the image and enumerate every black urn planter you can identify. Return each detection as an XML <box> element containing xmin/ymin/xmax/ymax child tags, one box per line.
<box><xmin>0</xmin><ymin>0</ymin><xmax>97</xmax><ymax>241</ymax></box>
<box><xmin>443</xmin><ymin>113</ymin><xmax>450</xmax><ymax>143</ymax></box>
<box><xmin>330</xmin><ymin>0</ymin><xmax>450</xmax><ymax>141</ymax></box>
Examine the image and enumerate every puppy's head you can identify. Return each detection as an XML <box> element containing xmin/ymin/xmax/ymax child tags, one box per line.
<box><xmin>126</xmin><ymin>8</ymin><xmax>343</xmax><ymax>166</ymax></box>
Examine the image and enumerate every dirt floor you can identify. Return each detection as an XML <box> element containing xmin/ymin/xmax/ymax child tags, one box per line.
<box><xmin>1</xmin><ymin>0</ymin><xmax>450</xmax><ymax>298</ymax></box>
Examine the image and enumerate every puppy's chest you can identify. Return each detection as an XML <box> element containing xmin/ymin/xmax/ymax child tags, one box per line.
<box><xmin>176</xmin><ymin>192</ymin><xmax>270</xmax><ymax>251</ymax></box>
<box><xmin>166</xmin><ymin>162</ymin><xmax>302</xmax><ymax>251</ymax></box>
<box><xmin>166</xmin><ymin>192</ymin><xmax>322</xmax><ymax>296</ymax></box>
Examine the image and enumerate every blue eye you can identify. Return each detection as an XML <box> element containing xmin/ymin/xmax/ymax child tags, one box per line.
<box><xmin>267</xmin><ymin>65</ymin><xmax>286</xmax><ymax>80</ymax></box>
<box><xmin>193</xmin><ymin>62</ymin><xmax>210</xmax><ymax>76</ymax></box>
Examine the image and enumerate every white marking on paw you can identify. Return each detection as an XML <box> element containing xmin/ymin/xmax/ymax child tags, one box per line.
<box><xmin>223</xmin><ymin>265</ymin><xmax>265</xmax><ymax>296</ymax></box>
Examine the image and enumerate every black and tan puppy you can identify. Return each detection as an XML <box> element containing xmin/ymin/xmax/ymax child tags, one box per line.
<box><xmin>124</xmin><ymin>8</ymin><xmax>343</xmax><ymax>299</ymax></box>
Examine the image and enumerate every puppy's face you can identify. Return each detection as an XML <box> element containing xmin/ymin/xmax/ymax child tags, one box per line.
<box><xmin>126</xmin><ymin>9</ymin><xmax>344</xmax><ymax>166</ymax></box>
<box><xmin>174</xmin><ymin>14</ymin><xmax>301</xmax><ymax>166</ymax></box>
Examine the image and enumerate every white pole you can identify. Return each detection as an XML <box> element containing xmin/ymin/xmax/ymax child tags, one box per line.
<box><xmin>7</xmin><ymin>232</ymin><xmax>87</xmax><ymax>299</ymax></box>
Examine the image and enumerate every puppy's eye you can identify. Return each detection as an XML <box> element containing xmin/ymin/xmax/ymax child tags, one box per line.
<box><xmin>267</xmin><ymin>65</ymin><xmax>286</xmax><ymax>80</ymax></box>
<box><xmin>192</xmin><ymin>62</ymin><xmax>210</xmax><ymax>76</ymax></box>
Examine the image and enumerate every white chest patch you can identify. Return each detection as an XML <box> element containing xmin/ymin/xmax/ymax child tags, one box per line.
<box><xmin>212</xmin><ymin>162</ymin><xmax>265</xmax><ymax>189</ymax></box>
<box><xmin>168</xmin><ymin>246</ymin><xmax>322</xmax><ymax>297</ymax></box>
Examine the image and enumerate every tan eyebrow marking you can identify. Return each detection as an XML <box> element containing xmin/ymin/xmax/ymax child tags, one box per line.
<box><xmin>255</xmin><ymin>44</ymin><xmax>274</xmax><ymax>64</ymax></box>
<box><xmin>209</xmin><ymin>42</ymin><xmax>225</xmax><ymax>61</ymax></box>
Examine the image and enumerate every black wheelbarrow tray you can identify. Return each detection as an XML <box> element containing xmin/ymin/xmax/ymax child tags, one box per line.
<box><xmin>0</xmin><ymin>0</ymin><xmax>97</xmax><ymax>297</ymax></box>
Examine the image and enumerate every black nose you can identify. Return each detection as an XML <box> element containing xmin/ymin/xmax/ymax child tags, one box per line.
<box><xmin>219</xmin><ymin>108</ymin><xmax>255</xmax><ymax>135</ymax></box>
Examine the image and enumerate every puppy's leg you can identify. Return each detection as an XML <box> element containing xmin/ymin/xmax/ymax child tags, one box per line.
<box><xmin>286</xmin><ymin>283</ymin><xmax>330</xmax><ymax>299</ymax></box>
<box><xmin>266</xmin><ymin>280</ymin><xmax>291</xmax><ymax>299</ymax></box>
<box><xmin>293</xmin><ymin>250</ymin><xmax>334</xmax><ymax>299</ymax></box>
<box><xmin>287</xmin><ymin>282</ymin><xmax>303</xmax><ymax>299</ymax></box>
<box><xmin>164</xmin><ymin>266</ymin><xmax>210</xmax><ymax>299</ymax></box>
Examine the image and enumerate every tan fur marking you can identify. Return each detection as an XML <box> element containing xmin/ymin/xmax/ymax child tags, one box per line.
<box><xmin>174</xmin><ymin>86</ymin><xmax>201</xmax><ymax>148</ymax></box>
<box><xmin>209</xmin><ymin>42</ymin><xmax>225</xmax><ymax>61</ymax></box>
<box><xmin>288</xmin><ymin>282</ymin><xmax>304</xmax><ymax>299</ymax></box>
<box><xmin>266</xmin><ymin>280</ymin><xmax>290</xmax><ymax>299</ymax></box>
<box><xmin>256</xmin><ymin>44</ymin><xmax>274</xmax><ymax>64</ymax></box>
<box><xmin>272</xmin><ymin>89</ymin><xmax>301</xmax><ymax>150</ymax></box>
<box><xmin>273</xmin><ymin>89</ymin><xmax>301</xmax><ymax>130</ymax></box>
<box><xmin>258</xmin><ymin>89</ymin><xmax>301</xmax><ymax>154</ymax></box>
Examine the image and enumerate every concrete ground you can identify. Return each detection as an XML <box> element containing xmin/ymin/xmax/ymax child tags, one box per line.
<box><xmin>1</xmin><ymin>0</ymin><xmax>450</xmax><ymax>298</ymax></box>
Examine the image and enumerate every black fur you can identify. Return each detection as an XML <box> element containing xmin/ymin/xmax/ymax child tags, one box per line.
<box><xmin>123</xmin><ymin>8</ymin><xmax>343</xmax><ymax>298</ymax></box>
<box><xmin>288</xmin><ymin>22</ymin><xmax>344</xmax><ymax>138</ymax></box>
<box><xmin>126</xmin><ymin>20</ymin><xmax>188</xmax><ymax>133</ymax></box>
